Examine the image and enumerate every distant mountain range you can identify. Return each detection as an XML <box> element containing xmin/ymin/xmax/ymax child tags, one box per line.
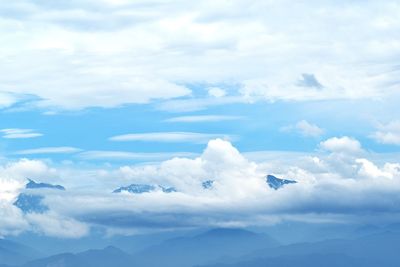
<box><xmin>200</xmin><ymin>231</ymin><xmax>400</xmax><ymax>267</ymax></box>
<box><xmin>0</xmin><ymin>239</ymin><xmax>42</xmax><ymax>266</ymax></box>
<box><xmin>2</xmin><ymin>227</ymin><xmax>400</xmax><ymax>267</ymax></box>
<box><xmin>18</xmin><ymin>246</ymin><xmax>132</xmax><ymax>267</ymax></box>
<box><xmin>13</xmin><ymin>175</ymin><xmax>297</xmax><ymax>215</ymax></box>
<box><xmin>2</xmin><ymin>229</ymin><xmax>278</xmax><ymax>267</ymax></box>
<box><xmin>113</xmin><ymin>174</ymin><xmax>296</xmax><ymax>195</ymax></box>
<box><xmin>113</xmin><ymin>184</ymin><xmax>176</xmax><ymax>194</ymax></box>
<box><xmin>13</xmin><ymin>179</ymin><xmax>65</xmax><ymax>214</ymax></box>
<box><xmin>132</xmin><ymin>228</ymin><xmax>279</xmax><ymax>267</ymax></box>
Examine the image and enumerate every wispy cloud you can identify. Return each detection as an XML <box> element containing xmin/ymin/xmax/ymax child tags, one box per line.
<box><xmin>281</xmin><ymin>120</ymin><xmax>324</xmax><ymax>138</ymax></box>
<box><xmin>0</xmin><ymin>128</ymin><xmax>43</xmax><ymax>139</ymax></box>
<box><xmin>371</xmin><ymin>121</ymin><xmax>400</xmax><ymax>145</ymax></box>
<box><xmin>207</xmin><ymin>87</ymin><xmax>227</xmax><ymax>98</ymax></box>
<box><xmin>78</xmin><ymin>151</ymin><xmax>197</xmax><ymax>161</ymax></box>
<box><xmin>157</xmin><ymin>96</ymin><xmax>249</xmax><ymax>113</ymax></box>
<box><xmin>15</xmin><ymin>147</ymin><xmax>82</xmax><ymax>155</ymax></box>
<box><xmin>0</xmin><ymin>1</ymin><xmax>399</xmax><ymax>111</ymax></box>
<box><xmin>164</xmin><ymin>115</ymin><xmax>242</xmax><ymax>123</ymax></box>
<box><xmin>110</xmin><ymin>132</ymin><xmax>236</xmax><ymax>143</ymax></box>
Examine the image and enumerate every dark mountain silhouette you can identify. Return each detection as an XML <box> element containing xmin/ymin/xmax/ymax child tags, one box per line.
<box><xmin>21</xmin><ymin>246</ymin><xmax>133</xmax><ymax>267</ymax></box>
<box><xmin>0</xmin><ymin>239</ymin><xmax>41</xmax><ymax>266</ymax></box>
<box><xmin>25</xmin><ymin>179</ymin><xmax>65</xmax><ymax>191</ymax></box>
<box><xmin>133</xmin><ymin>228</ymin><xmax>279</xmax><ymax>267</ymax></box>
<box><xmin>201</xmin><ymin>231</ymin><xmax>400</xmax><ymax>267</ymax></box>
<box><xmin>4</xmin><ymin>227</ymin><xmax>400</xmax><ymax>267</ymax></box>
<box><xmin>199</xmin><ymin>253</ymin><xmax>385</xmax><ymax>267</ymax></box>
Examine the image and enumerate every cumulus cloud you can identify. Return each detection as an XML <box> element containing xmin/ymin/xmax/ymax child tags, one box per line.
<box><xmin>43</xmin><ymin>138</ymin><xmax>400</xmax><ymax>233</ymax></box>
<box><xmin>0</xmin><ymin>159</ymin><xmax>89</xmax><ymax>238</ymax></box>
<box><xmin>371</xmin><ymin>121</ymin><xmax>400</xmax><ymax>145</ymax></box>
<box><xmin>0</xmin><ymin>159</ymin><xmax>57</xmax><ymax>181</ymax></box>
<box><xmin>1</xmin><ymin>138</ymin><xmax>400</xmax><ymax>237</ymax></box>
<box><xmin>320</xmin><ymin>136</ymin><xmax>363</xmax><ymax>154</ymax></box>
<box><xmin>355</xmin><ymin>159</ymin><xmax>398</xmax><ymax>179</ymax></box>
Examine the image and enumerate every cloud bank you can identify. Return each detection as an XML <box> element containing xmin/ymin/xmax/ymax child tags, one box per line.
<box><xmin>1</xmin><ymin>138</ymin><xmax>400</xmax><ymax>238</ymax></box>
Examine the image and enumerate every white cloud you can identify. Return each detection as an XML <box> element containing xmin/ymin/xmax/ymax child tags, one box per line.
<box><xmin>0</xmin><ymin>203</ymin><xmax>28</xmax><ymax>237</ymax></box>
<box><xmin>2</xmin><ymin>138</ymin><xmax>400</xmax><ymax>236</ymax></box>
<box><xmin>0</xmin><ymin>92</ymin><xmax>19</xmax><ymax>108</ymax></box>
<box><xmin>157</xmin><ymin>96</ymin><xmax>248</xmax><ymax>112</ymax></box>
<box><xmin>0</xmin><ymin>159</ymin><xmax>77</xmax><ymax>237</ymax></box>
<box><xmin>78</xmin><ymin>151</ymin><xmax>196</xmax><ymax>161</ymax></box>
<box><xmin>296</xmin><ymin>120</ymin><xmax>324</xmax><ymax>137</ymax></box>
<box><xmin>47</xmin><ymin>137</ymin><xmax>400</xmax><ymax>232</ymax></box>
<box><xmin>164</xmin><ymin>115</ymin><xmax>242</xmax><ymax>123</ymax></box>
<box><xmin>207</xmin><ymin>87</ymin><xmax>226</xmax><ymax>98</ymax></box>
<box><xmin>0</xmin><ymin>129</ymin><xmax>42</xmax><ymax>139</ymax></box>
<box><xmin>15</xmin><ymin>147</ymin><xmax>82</xmax><ymax>155</ymax></box>
<box><xmin>371</xmin><ymin>121</ymin><xmax>400</xmax><ymax>145</ymax></box>
<box><xmin>355</xmin><ymin>158</ymin><xmax>396</xmax><ymax>179</ymax></box>
<box><xmin>282</xmin><ymin>120</ymin><xmax>324</xmax><ymax>137</ymax></box>
<box><xmin>0</xmin><ymin>1</ymin><xmax>398</xmax><ymax>110</ymax></box>
<box><xmin>320</xmin><ymin>136</ymin><xmax>363</xmax><ymax>154</ymax></box>
<box><xmin>109</xmin><ymin>132</ymin><xmax>235</xmax><ymax>143</ymax></box>
<box><xmin>0</xmin><ymin>159</ymin><xmax>57</xmax><ymax>181</ymax></box>
<box><xmin>26</xmin><ymin>212</ymin><xmax>89</xmax><ymax>239</ymax></box>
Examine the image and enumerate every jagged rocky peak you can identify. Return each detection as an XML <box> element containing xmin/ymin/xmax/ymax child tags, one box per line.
<box><xmin>14</xmin><ymin>194</ymin><xmax>49</xmax><ymax>214</ymax></box>
<box><xmin>26</xmin><ymin>179</ymin><xmax>66</xmax><ymax>191</ymax></box>
<box><xmin>14</xmin><ymin>179</ymin><xmax>66</xmax><ymax>214</ymax></box>
<box><xmin>202</xmin><ymin>180</ymin><xmax>214</xmax><ymax>189</ymax></box>
<box><xmin>266</xmin><ymin>175</ymin><xmax>297</xmax><ymax>190</ymax></box>
<box><xmin>113</xmin><ymin>183</ymin><xmax>176</xmax><ymax>194</ymax></box>
<box><xmin>159</xmin><ymin>185</ymin><xmax>177</xmax><ymax>193</ymax></box>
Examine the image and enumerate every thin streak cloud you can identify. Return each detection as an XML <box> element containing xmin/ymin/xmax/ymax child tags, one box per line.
<box><xmin>164</xmin><ymin>115</ymin><xmax>243</xmax><ymax>123</ymax></box>
<box><xmin>15</xmin><ymin>147</ymin><xmax>82</xmax><ymax>155</ymax></box>
<box><xmin>0</xmin><ymin>129</ymin><xmax>43</xmax><ymax>139</ymax></box>
<box><xmin>109</xmin><ymin>132</ymin><xmax>236</xmax><ymax>143</ymax></box>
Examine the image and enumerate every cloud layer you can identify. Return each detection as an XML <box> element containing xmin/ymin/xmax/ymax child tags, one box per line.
<box><xmin>1</xmin><ymin>138</ymin><xmax>400</xmax><ymax>238</ymax></box>
<box><xmin>0</xmin><ymin>1</ymin><xmax>399</xmax><ymax>110</ymax></box>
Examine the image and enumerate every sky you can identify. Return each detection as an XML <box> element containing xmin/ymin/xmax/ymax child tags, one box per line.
<box><xmin>0</xmin><ymin>0</ymin><xmax>400</xmax><ymax>238</ymax></box>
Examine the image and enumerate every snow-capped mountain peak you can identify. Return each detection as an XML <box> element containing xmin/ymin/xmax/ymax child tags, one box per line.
<box><xmin>266</xmin><ymin>175</ymin><xmax>297</xmax><ymax>190</ymax></box>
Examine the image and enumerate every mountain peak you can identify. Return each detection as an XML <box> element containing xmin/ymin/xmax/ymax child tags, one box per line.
<box><xmin>266</xmin><ymin>175</ymin><xmax>297</xmax><ymax>190</ymax></box>
<box><xmin>199</xmin><ymin>228</ymin><xmax>257</xmax><ymax>238</ymax></box>
<box><xmin>14</xmin><ymin>179</ymin><xmax>66</xmax><ymax>214</ymax></box>
<box><xmin>202</xmin><ymin>180</ymin><xmax>214</xmax><ymax>189</ymax></box>
<box><xmin>26</xmin><ymin>179</ymin><xmax>66</xmax><ymax>191</ymax></box>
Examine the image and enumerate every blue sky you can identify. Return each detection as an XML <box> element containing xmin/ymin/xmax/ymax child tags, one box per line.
<box><xmin>0</xmin><ymin>0</ymin><xmax>400</xmax><ymax>238</ymax></box>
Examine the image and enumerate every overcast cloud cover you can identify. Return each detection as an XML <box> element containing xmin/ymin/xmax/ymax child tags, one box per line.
<box><xmin>0</xmin><ymin>0</ymin><xmax>399</xmax><ymax>238</ymax></box>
